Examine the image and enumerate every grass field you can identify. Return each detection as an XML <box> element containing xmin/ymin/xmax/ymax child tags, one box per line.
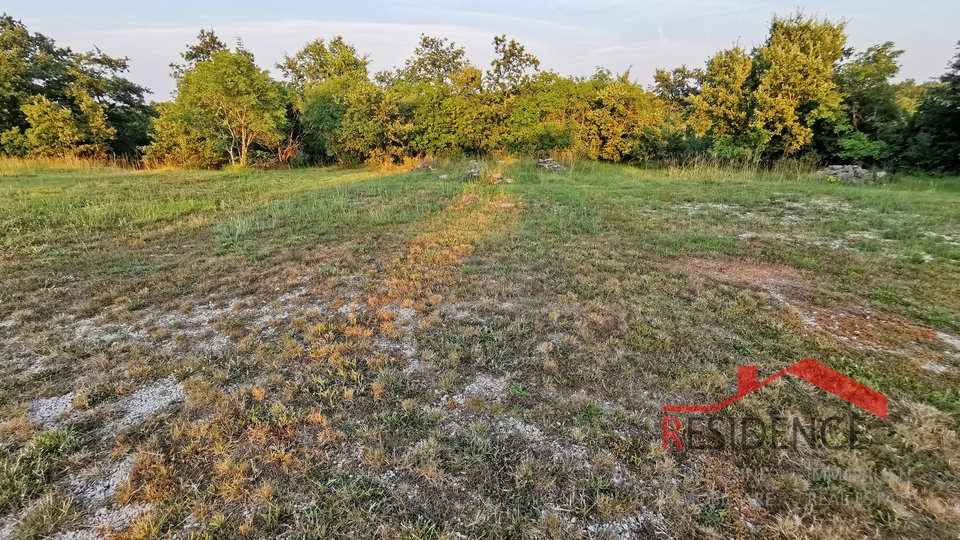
<box><xmin>1</xmin><ymin>160</ymin><xmax>959</xmax><ymax>539</ymax></box>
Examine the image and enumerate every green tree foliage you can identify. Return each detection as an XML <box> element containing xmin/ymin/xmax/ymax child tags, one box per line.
<box><xmin>274</xmin><ymin>37</ymin><xmax>370</xmax><ymax>165</ymax></box>
<box><xmin>485</xmin><ymin>35</ymin><xmax>541</xmax><ymax>96</ymax></box>
<box><xmin>401</xmin><ymin>35</ymin><xmax>468</xmax><ymax>85</ymax></box>
<box><xmin>688</xmin><ymin>47</ymin><xmax>759</xmax><ymax>159</ymax></box>
<box><xmin>169</xmin><ymin>28</ymin><xmax>227</xmax><ymax>80</ymax></box>
<box><xmin>0</xmin><ymin>14</ymin><xmax>151</xmax><ymax>157</ymax></box>
<box><xmin>12</xmin><ymin>96</ymin><xmax>82</xmax><ymax>156</ymax></box>
<box><xmin>652</xmin><ymin>66</ymin><xmax>701</xmax><ymax>107</ymax></box>
<box><xmin>142</xmin><ymin>102</ymin><xmax>221</xmax><ymax>168</ymax></box>
<box><xmin>751</xmin><ymin>14</ymin><xmax>847</xmax><ymax>156</ymax></box>
<box><xmin>278</xmin><ymin>36</ymin><xmax>369</xmax><ymax>92</ymax></box>
<box><xmin>8</xmin><ymin>12</ymin><xmax>947</xmax><ymax>171</ymax></box>
<box><xmin>813</xmin><ymin>42</ymin><xmax>908</xmax><ymax>164</ymax></box>
<box><xmin>579</xmin><ymin>73</ymin><xmax>665</xmax><ymax>161</ymax></box>
<box><xmin>687</xmin><ymin>14</ymin><xmax>848</xmax><ymax>160</ymax></box>
<box><xmin>902</xmin><ymin>43</ymin><xmax>960</xmax><ymax>172</ymax></box>
<box><xmin>175</xmin><ymin>49</ymin><xmax>286</xmax><ymax>165</ymax></box>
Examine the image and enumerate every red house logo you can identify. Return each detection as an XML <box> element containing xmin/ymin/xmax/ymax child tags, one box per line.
<box><xmin>662</xmin><ymin>357</ymin><xmax>887</xmax><ymax>418</ymax></box>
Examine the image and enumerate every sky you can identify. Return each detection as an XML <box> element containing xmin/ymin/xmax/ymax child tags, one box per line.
<box><xmin>4</xmin><ymin>0</ymin><xmax>959</xmax><ymax>99</ymax></box>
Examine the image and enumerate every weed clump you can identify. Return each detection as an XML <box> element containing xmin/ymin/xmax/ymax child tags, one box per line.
<box><xmin>0</xmin><ymin>429</ymin><xmax>82</xmax><ymax>513</ymax></box>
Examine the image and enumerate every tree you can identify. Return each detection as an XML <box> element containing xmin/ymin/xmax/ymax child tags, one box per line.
<box><xmin>688</xmin><ymin>47</ymin><xmax>758</xmax><ymax>158</ymax></box>
<box><xmin>751</xmin><ymin>14</ymin><xmax>847</xmax><ymax>155</ymax></box>
<box><xmin>0</xmin><ymin>14</ymin><xmax>150</xmax><ymax>157</ymax></box>
<box><xmin>401</xmin><ymin>35</ymin><xmax>468</xmax><ymax>86</ymax></box>
<box><xmin>1</xmin><ymin>84</ymin><xmax>117</xmax><ymax>158</ymax></box>
<box><xmin>652</xmin><ymin>65</ymin><xmax>701</xmax><ymax>105</ymax></box>
<box><xmin>169</xmin><ymin>29</ymin><xmax>227</xmax><ymax>80</ymax></box>
<box><xmin>893</xmin><ymin>80</ymin><xmax>933</xmax><ymax>116</ymax></box>
<box><xmin>578</xmin><ymin>73</ymin><xmax>664</xmax><ymax>162</ymax></box>
<box><xmin>485</xmin><ymin>35</ymin><xmax>540</xmax><ymax>95</ymax></box>
<box><xmin>816</xmin><ymin>42</ymin><xmax>906</xmax><ymax>164</ymax></box>
<box><xmin>175</xmin><ymin>49</ymin><xmax>286</xmax><ymax>165</ymax></box>
<box><xmin>13</xmin><ymin>96</ymin><xmax>81</xmax><ymax>156</ymax></box>
<box><xmin>142</xmin><ymin>102</ymin><xmax>221</xmax><ymax>168</ymax></box>
<box><xmin>0</xmin><ymin>15</ymin><xmax>73</xmax><ymax>134</ymax></box>
<box><xmin>277</xmin><ymin>36</ymin><xmax>369</xmax><ymax>91</ymax></box>
<box><xmin>71</xmin><ymin>49</ymin><xmax>153</xmax><ymax>155</ymax></box>
<box><xmin>902</xmin><ymin>43</ymin><xmax>960</xmax><ymax>172</ymax></box>
<box><xmin>443</xmin><ymin>66</ymin><xmax>494</xmax><ymax>155</ymax></box>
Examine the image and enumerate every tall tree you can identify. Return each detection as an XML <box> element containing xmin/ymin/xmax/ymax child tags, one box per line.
<box><xmin>175</xmin><ymin>49</ymin><xmax>286</xmax><ymax>165</ymax></box>
<box><xmin>169</xmin><ymin>29</ymin><xmax>227</xmax><ymax>81</ymax></box>
<box><xmin>688</xmin><ymin>47</ymin><xmax>758</xmax><ymax>158</ymax></box>
<box><xmin>579</xmin><ymin>73</ymin><xmax>665</xmax><ymax>162</ymax></box>
<box><xmin>286</xmin><ymin>37</ymin><xmax>372</xmax><ymax>164</ymax></box>
<box><xmin>277</xmin><ymin>36</ymin><xmax>369</xmax><ymax>91</ymax></box>
<box><xmin>485</xmin><ymin>35</ymin><xmax>540</xmax><ymax>95</ymax></box>
<box><xmin>652</xmin><ymin>65</ymin><xmax>701</xmax><ymax>105</ymax></box>
<box><xmin>401</xmin><ymin>35</ymin><xmax>468</xmax><ymax>86</ymax></box>
<box><xmin>751</xmin><ymin>14</ymin><xmax>847</xmax><ymax>155</ymax></box>
<box><xmin>0</xmin><ymin>14</ymin><xmax>150</xmax><ymax>157</ymax></box>
<box><xmin>902</xmin><ymin>43</ymin><xmax>960</xmax><ymax>172</ymax></box>
<box><xmin>816</xmin><ymin>42</ymin><xmax>906</xmax><ymax>164</ymax></box>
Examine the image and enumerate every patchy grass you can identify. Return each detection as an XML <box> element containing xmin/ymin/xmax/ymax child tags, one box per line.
<box><xmin>1</xmin><ymin>161</ymin><xmax>958</xmax><ymax>538</ymax></box>
<box><xmin>0</xmin><ymin>430</ymin><xmax>81</xmax><ymax>513</ymax></box>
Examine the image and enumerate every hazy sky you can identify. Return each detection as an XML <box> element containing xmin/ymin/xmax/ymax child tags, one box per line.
<box><xmin>5</xmin><ymin>1</ymin><xmax>958</xmax><ymax>99</ymax></box>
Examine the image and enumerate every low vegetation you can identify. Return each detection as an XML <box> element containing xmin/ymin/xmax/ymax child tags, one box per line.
<box><xmin>0</xmin><ymin>160</ymin><xmax>958</xmax><ymax>538</ymax></box>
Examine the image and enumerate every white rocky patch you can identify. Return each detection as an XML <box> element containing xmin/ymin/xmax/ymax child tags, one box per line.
<box><xmin>68</xmin><ymin>285</ymin><xmax>329</xmax><ymax>355</ymax></box>
<box><xmin>104</xmin><ymin>376</ymin><xmax>185</xmax><ymax>434</ymax></box>
<box><xmin>937</xmin><ymin>332</ymin><xmax>960</xmax><ymax>351</ymax></box>
<box><xmin>51</xmin><ymin>504</ymin><xmax>152</xmax><ymax>540</ymax></box>
<box><xmin>28</xmin><ymin>392</ymin><xmax>75</xmax><ymax>427</ymax></box>
<box><xmin>66</xmin><ymin>455</ymin><xmax>134</xmax><ymax>504</ymax></box>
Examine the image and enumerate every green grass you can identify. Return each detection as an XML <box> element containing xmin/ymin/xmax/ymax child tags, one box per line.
<box><xmin>1</xmin><ymin>161</ymin><xmax>958</xmax><ymax>538</ymax></box>
<box><xmin>0</xmin><ymin>430</ymin><xmax>81</xmax><ymax>513</ymax></box>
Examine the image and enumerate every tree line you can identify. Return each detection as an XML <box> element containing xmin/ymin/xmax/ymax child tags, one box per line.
<box><xmin>1</xmin><ymin>13</ymin><xmax>958</xmax><ymax>172</ymax></box>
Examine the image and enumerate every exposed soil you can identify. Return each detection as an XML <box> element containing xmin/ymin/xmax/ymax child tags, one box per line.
<box><xmin>796</xmin><ymin>303</ymin><xmax>941</xmax><ymax>349</ymax></box>
<box><xmin>668</xmin><ymin>255</ymin><xmax>812</xmax><ymax>294</ymax></box>
<box><xmin>672</xmin><ymin>255</ymin><xmax>960</xmax><ymax>368</ymax></box>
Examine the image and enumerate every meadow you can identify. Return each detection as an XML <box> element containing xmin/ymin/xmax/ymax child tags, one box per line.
<box><xmin>0</xmin><ymin>160</ymin><xmax>958</xmax><ymax>539</ymax></box>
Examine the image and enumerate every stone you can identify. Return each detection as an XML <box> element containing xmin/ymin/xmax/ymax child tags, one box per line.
<box><xmin>815</xmin><ymin>164</ymin><xmax>888</xmax><ymax>183</ymax></box>
<box><xmin>537</xmin><ymin>158</ymin><xmax>566</xmax><ymax>171</ymax></box>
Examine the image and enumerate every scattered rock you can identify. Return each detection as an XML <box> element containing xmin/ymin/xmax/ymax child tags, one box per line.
<box><xmin>922</xmin><ymin>363</ymin><xmax>951</xmax><ymax>374</ymax></box>
<box><xmin>537</xmin><ymin>158</ymin><xmax>566</xmax><ymax>171</ymax></box>
<box><xmin>465</xmin><ymin>168</ymin><xmax>482</xmax><ymax>179</ymax></box>
<box><xmin>438</xmin><ymin>174</ymin><xmax>449</xmax><ymax>179</ymax></box>
<box><xmin>28</xmin><ymin>392</ymin><xmax>75</xmax><ymax>428</ymax></box>
<box><xmin>816</xmin><ymin>164</ymin><xmax>887</xmax><ymax>183</ymax></box>
<box><xmin>105</xmin><ymin>376</ymin><xmax>185</xmax><ymax>433</ymax></box>
<box><xmin>67</xmin><ymin>455</ymin><xmax>134</xmax><ymax>503</ymax></box>
<box><xmin>452</xmin><ymin>374</ymin><xmax>507</xmax><ymax>404</ymax></box>
<box><xmin>939</xmin><ymin>332</ymin><xmax>960</xmax><ymax>351</ymax></box>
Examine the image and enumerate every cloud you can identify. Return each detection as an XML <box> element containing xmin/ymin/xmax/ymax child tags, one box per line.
<box><xmin>34</xmin><ymin>0</ymin><xmax>960</xmax><ymax>98</ymax></box>
<box><xmin>72</xmin><ymin>19</ymin><xmax>501</xmax><ymax>97</ymax></box>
